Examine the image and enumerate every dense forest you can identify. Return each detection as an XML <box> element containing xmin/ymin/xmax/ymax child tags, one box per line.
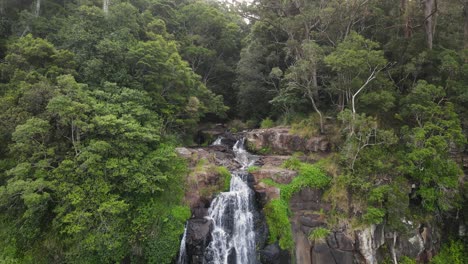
<box><xmin>0</xmin><ymin>0</ymin><xmax>466</xmax><ymax>263</ymax></box>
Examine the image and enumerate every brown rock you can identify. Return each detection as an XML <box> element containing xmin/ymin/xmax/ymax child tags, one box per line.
<box><xmin>245</xmin><ymin>127</ymin><xmax>330</xmax><ymax>155</ymax></box>
<box><xmin>251</xmin><ymin>166</ymin><xmax>297</xmax><ymax>185</ymax></box>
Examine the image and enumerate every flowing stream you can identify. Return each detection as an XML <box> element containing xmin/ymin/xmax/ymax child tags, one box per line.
<box><xmin>178</xmin><ymin>138</ymin><xmax>258</xmax><ymax>264</ymax></box>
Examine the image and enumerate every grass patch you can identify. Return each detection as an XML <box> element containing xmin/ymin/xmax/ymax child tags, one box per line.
<box><xmin>247</xmin><ymin>165</ymin><xmax>260</xmax><ymax>173</ymax></box>
<box><xmin>290</xmin><ymin>113</ymin><xmax>321</xmax><ymax>138</ymax></box>
<box><xmin>308</xmin><ymin>227</ymin><xmax>330</xmax><ymax>241</ymax></box>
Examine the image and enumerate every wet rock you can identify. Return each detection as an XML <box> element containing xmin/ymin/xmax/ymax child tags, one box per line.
<box><xmin>311</xmin><ymin>241</ymin><xmax>336</xmax><ymax>264</ymax></box>
<box><xmin>330</xmin><ymin>248</ymin><xmax>353</xmax><ymax>264</ymax></box>
<box><xmin>186</xmin><ymin>219</ymin><xmax>213</xmax><ymax>264</ymax></box>
<box><xmin>259</xmin><ymin>243</ymin><xmax>291</xmax><ymax>264</ymax></box>
<box><xmin>335</xmin><ymin>232</ymin><xmax>354</xmax><ymax>251</ymax></box>
<box><xmin>294</xmin><ymin>226</ymin><xmax>311</xmax><ymax>264</ymax></box>
<box><xmin>299</xmin><ymin>214</ymin><xmax>325</xmax><ymax>228</ymax></box>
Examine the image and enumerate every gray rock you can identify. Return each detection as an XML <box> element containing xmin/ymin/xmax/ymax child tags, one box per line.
<box><xmin>312</xmin><ymin>241</ymin><xmax>336</xmax><ymax>264</ymax></box>
<box><xmin>259</xmin><ymin>243</ymin><xmax>291</xmax><ymax>264</ymax></box>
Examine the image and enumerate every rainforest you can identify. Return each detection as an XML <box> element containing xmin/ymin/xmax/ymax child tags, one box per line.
<box><xmin>0</xmin><ymin>0</ymin><xmax>466</xmax><ymax>263</ymax></box>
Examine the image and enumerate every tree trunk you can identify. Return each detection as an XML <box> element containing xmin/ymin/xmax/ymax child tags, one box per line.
<box><xmin>309</xmin><ymin>67</ymin><xmax>324</xmax><ymax>134</ymax></box>
<box><xmin>34</xmin><ymin>0</ymin><xmax>41</xmax><ymax>17</ymax></box>
<box><xmin>422</xmin><ymin>0</ymin><xmax>437</xmax><ymax>50</ymax></box>
<box><xmin>401</xmin><ymin>0</ymin><xmax>412</xmax><ymax>38</ymax></box>
<box><xmin>464</xmin><ymin>0</ymin><xmax>468</xmax><ymax>50</ymax></box>
<box><xmin>0</xmin><ymin>0</ymin><xmax>4</xmax><ymax>16</ymax></box>
<box><xmin>103</xmin><ymin>0</ymin><xmax>110</xmax><ymax>15</ymax></box>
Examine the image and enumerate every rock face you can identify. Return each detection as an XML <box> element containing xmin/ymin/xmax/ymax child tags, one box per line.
<box><xmin>175</xmin><ymin>145</ymin><xmax>240</xmax><ymax>219</ymax></box>
<box><xmin>186</xmin><ymin>219</ymin><xmax>213</xmax><ymax>264</ymax></box>
<box><xmin>245</xmin><ymin>127</ymin><xmax>330</xmax><ymax>155</ymax></box>
<box><xmin>176</xmin><ymin>128</ymin><xmax>445</xmax><ymax>264</ymax></box>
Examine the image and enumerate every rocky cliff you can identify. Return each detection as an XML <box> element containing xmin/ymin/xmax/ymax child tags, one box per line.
<box><xmin>176</xmin><ymin>127</ymin><xmax>453</xmax><ymax>264</ymax></box>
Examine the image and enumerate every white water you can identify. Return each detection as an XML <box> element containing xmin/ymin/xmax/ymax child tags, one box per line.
<box><xmin>178</xmin><ymin>226</ymin><xmax>188</xmax><ymax>264</ymax></box>
<box><xmin>205</xmin><ymin>138</ymin><xmax>257</xmax><ymax>264</ymax></box>
<box><xmin>177</xmin><ymin>138</ymin><xmax>258</xmax><ymax>264</ymax></box>
<box><xmin>212</xmin><ymin>137</ymin><xmax>223</xmax><ymax>146</ymax></box>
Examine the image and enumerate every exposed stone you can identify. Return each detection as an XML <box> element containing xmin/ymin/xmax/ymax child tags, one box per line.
<box><xmin>259</xmin><ymin>243</ymin><xmax>291</xmax><ymax>264</ymax></box>
<box><xmin>186</xmin><ymin>219</ymin><xmax>213</xmax><ymax>264</ymax></box>
<box><xmin>299</xmin><ymin>214</ymin><xmax>325</xmax><ymax>228</ymax></box>
<box><xmin>330</xmin><ymin>248</ymin><xmax>353</xmax><ymax>264</ymax></box>
<box><xmin>294</xmin><ymin>224</ymin><xmax>311</xmax><ymax>264</ymax></box>
<box><xmin>251</xmin><ymin>166</ymin><xmax>297</xmax><ymax>185</ymax></box>
<box><xmin>335</xmin><ymin>232</ymin><xmax>355</xmax><ymax>251</ymax></box>
<box><xmin>245</xmin><ymin>127</ymin><xmax>330</xmax><ymax>155</ymax></box>
<box><xmin>312</xmin><ymin>241</ymin><xmax>336</xmax><ymax>264</ymax></box>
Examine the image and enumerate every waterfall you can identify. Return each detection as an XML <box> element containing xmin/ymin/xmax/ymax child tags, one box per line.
<box><xmin>178</xmin><ymin>226</ymin><xmax>188</xmax><ymax>264</ymax></box>
<box><xmin>205</xmin><ymin>138</ymin><xmax>258</xmax><ymax>264</ymax></box>
<box><xmin>177</xmin><ymin>138</ymin><xmax>258</xmax><ymax>264</ymax></box>
<box><xmin>212</xmin><ymin>137</ymin><xmax>223</xmax><ymax>146</ymax></box>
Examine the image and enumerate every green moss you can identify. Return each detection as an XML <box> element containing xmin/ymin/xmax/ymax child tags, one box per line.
<box><xmin>264</xmin><ymin>199</ymin><xmax>294</xmax><ymax>250</ymax></box>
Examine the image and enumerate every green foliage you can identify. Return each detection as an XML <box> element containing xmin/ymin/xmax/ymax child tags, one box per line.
<box><xmin>264</xmin><ymin>199</ymin><xmax>294</xmax><ymax>250</ymax></box>
<box><xmin>260</xmin><ymin>118</ymin><xmax>275</xmax><ymax>128</ymax></box>
<box><xmin>399</xmin><ymin>256</ymin><xmax>416</xmax><ymax>264</ymax></box>
<box><xmin>362</xmin><ymin>206</ymin><xmax>386</xmax><ymax>224</ymax></box>
<box><xmin>280</xmin><ymin>163</ymin><xmax>330</xmax><ymax>201</ymax></box>
<box><xmin>143</xmin><ymin>205</ymin><xmax>190</xmax><ymax>264</ymax></box>
<box><xmin>308</xmin><ymin>227</ymin><xmax>330</xmax><ymax>241</ymax></box>
<box><xmin>430</xmin><ymin>240</ymin><xmax>467</xmax><ymax>264</ymax></box>
<box><xmin>290</xmin><ymin>114</ymin><xmax>322</xmax><ymax>138</ymax></box>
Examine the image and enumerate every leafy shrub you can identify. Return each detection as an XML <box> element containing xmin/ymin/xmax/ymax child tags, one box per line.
<box><xmin>290</xmin><ymin>114</ymin><xmax>321</xmax><ymax>138</ymax></box>
<box><xmin>362</xmin><ymin>206</ymin><xmax>385</xmax><ymax>224</ymax></box>
<box><xmin>260</xmin><ymin>118</ymin><xmax>275</xmax><ymax>128</ymax></box>
<box><xmin>431</xmin><ymin>240</ymin><xmax>466</xmax><ymax>264</ymax></box>
<box><xmin>308</xmin><ymin>227</ymin><xmax>330</xmax><ymax>241</ymax></box>
<box><xmin>281</xmin><ymin>163</ymin><xmax>330</xmax><ymax>201</ymax></box>
<box><xmin>264</xmin><ymin>199</ymin><xmax>294</xmax><ymax>250</ymax></box>
<box><xmin>145</xmin><ymin>205</ymin><xmax>190</xmax><ymax>264</ymax></box>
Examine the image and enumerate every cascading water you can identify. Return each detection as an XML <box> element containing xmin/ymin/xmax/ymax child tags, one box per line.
<box><xmin>178</xmin><ymin>138</ymin><xmax>258</xmax><ymax>264</ymax></box>
<box><xmin>178</xmin><ymin>226</ymin><xmax>188</xmax><ymax>264</ymax></box>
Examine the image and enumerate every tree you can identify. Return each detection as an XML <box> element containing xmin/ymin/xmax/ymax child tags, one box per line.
<box><xmin>282</xmin><ymin>41</ymin><xmax>325</xmax><ymax>133</ymax></box>
<box><xmin>400</xmin><ymin>80</ymin><xmax>465</xmax><ymax>212</ymax></box>
<box><xmin>325</xmin><ymin>32</ymin><xmax>391</xmax><ymax>122</ymax></box>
